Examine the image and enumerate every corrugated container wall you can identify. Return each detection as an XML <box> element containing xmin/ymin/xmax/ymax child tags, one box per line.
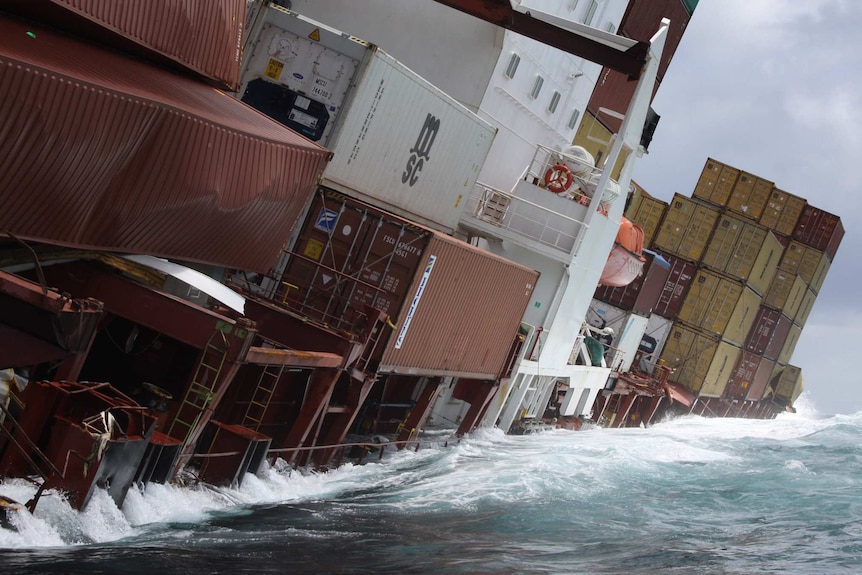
<box><xmin>692</xmin><ymin>158</ymin><xmax>739</xmax><ymax>208</ymax></box>
<box><xmin>280</xmin><ymin>189</ymin><xmax>430</xmax><ymax>337</ymax></box>
<box><xmin>794</xmin><ymin>288</ymin><xmax>817</xmax><ymax>328</ymax></box>
<box><xmin>745</xmin><ymin>306</ymin><xmax>792</xmax><ymax>362</ymax></box>
<box><xmin>636</xmin><ymin>314</ymin><xmax>673</xmax><ymax>375</ymax></box>
<box><xmin>593</xmin><ymin>250</ymin><xmax>671</xmax><ymax>316</ymax></box>
<box><xmin>772</xmin><ymin>365</ymin><xmax>804</xmax><ymax>404</ymax></box>
<box><xmin>726</xmin><ymin>171</ymin><xmax>772</xmax><ymax>221</ymax></box>
<box><xmin>0</xmin><ymin>0</ymin><xmax>246</xmax><ymax>90</ymax></box>
<box><xmin>379</xmin><ymin>234</ymin><xmax>538</xmax><ymax>379</ymax></box>
<box><xmin>747</xmin><ymin>356</ymin><xmax>777</xmax><ymax>401</ymax></box>
<box><xmin>697</xmin><ymin>340</ymin><xmax>741</xmax><ymax>398</ymax></box>
<box><xmin>701</xmin><ymin>215</ymin><xmax>781</xmax><ymax>292</ymax></box>
<box><xmin>652</xmin><ymin>194</ymin><xmax>721</xmax><ymax>263</ymax></box>
<box><xmin>661</xmin><ymin>322</ymin><xmax>739</xmax><ymax>396</ymax></box>
<box><xmin>758</xmin><ymin>187</ymin><xmax>806</xmax><ymax>236</ymax></box>
<box><xmin>778</xmin><ymin>324</ymin><xmax>802</xmax><ymax>365</ymax></box>
<box><xmin>723</xmin><ymin>350</ymin><xmax>761</xmax><ymax>400</ymax></box>
<box><xmin>653</xmin><ymin>256</ymin><xmax>697</xmax><ymax>319</ymax></box>
<box><xmin>764</xmin><ymin>272</ymin><xmax>807</xmax><ymax>321</ymax></box>
<box><xmin>809</xmin><ymin>252</ymin><xmax>831</xmax><ymax>294</ymax></box>
<box><xmin>0</xmin><ymin>16</ymin><xmax>330</xmax><ymax>273</ymax></box>
<box><xmin>793</xmin><ymin>205</ymin><xmax>844</xmax><ymax>260</ymax></box>
<box><xmin>625</xmin><ymin>187</ymin><xmax>667</xmax><ymax>249</ymax></box>
<box><xmin>238</xmin><ymin>7</ymin><xmax>496</xmax><ymax>234</ymax></box>
<box><xmin>778</xmin><ymin>241</ymin><xmax>825</xmax><ymax>285</ymax></box>
<box><xmin>677</xmin><ymin>269</ymin><xmax>760</xmax><ymax>345</ymax></box>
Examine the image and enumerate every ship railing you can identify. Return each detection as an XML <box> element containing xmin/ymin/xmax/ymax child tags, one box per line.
<box><xmin>464</xmin><ymin>183</ymin><xmax>584</xmax><ymax>253</ymax></box>
<box><xmin>526</xmin><ymin>144</ymin><xmax>622</xmax><ymax>210</ymax></box>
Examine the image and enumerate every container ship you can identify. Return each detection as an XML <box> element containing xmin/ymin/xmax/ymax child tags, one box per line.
<box><xmin>0</xmin><ymin>0</ymin><xmax>841</xmax><ymax>520</ymax></box>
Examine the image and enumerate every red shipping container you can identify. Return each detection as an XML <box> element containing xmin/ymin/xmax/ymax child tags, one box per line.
<box><xmin>793</xmin><ymin>205</ymin><xmax>844</xmax><ymax>260</ymax></box>
<box><xmin>652</xmin><ymin>255</ymin><xmax>697</xmax><ymax>319</ymax></box>
<box><xmin>0</xmin><ymin>0</ymin><xmax>246</xmax><ymax>90</ymax></box>
<box><xmin>724</xmin><ymin>351</ymin><xmax>762</xmax><ymax>401</ymax></box>
<box><xmin>745</xmin><ymin>306</ymin><xmax>792</xmax><ymax>361</ymax></box>
<box><xmin>746</xmin><ymin>357</ymin><xmax>776</xmax><ymax>401</ymax></box>
<box><xmin>594</xmin><ymin>250</ymin><xmax>671</xmax><ymax>316</ymax></box>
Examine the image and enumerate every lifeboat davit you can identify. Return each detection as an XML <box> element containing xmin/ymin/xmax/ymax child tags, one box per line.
<box><xmin>599</xmin><ymin>216</ymin><xmax>646</xmax><ymax>287</ymax></box>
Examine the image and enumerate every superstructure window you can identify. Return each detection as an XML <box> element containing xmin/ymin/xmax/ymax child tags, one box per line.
<box><xmin>530</xmin><ymin>75</ymin><xmax>544</xmax><ymax>99</ymax></box>
<box><xmin>548</xmin><ymin>91</ymin><xmax>561</xmax><ymax>113</ymax></box>
<box><xmin>584</xmin><ymin>0</ymin><xmax>598</xmax><ymax>25</ymax></box>
<box><xmin>567</xmin><ymin>108</ymin><xmax>580</xmax><ymax>129</ymax></box>
<box><xmin>568</xmin><ymin>0</ymin><xmax>579</xmax><ymax>11</ymax></box>
<box><xmin>505</xmin><ymin>53</ymin><xmax>521</xmax><ymax>78</ymax></box>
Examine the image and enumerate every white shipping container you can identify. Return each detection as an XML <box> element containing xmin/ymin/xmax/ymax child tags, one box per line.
<box><xmin>239</xmin><ymin>7</ymin><xmax>497</xmax><ymax>233</ymax></box>
<box><xmin>637</xmin><ymin>314</ymin><xmax>673</xmax><ymax>375</ymax></box>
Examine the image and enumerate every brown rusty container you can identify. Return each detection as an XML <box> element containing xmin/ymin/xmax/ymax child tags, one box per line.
<box><xmin>793</xmin><ymin>205</ymin><xmax>844</xmax><ymax>260</ymax></box>
<box><xmin>0</xmin><ymin>0</ymin><xmax>246</xmax><ymax>90</ymax></box>
<box><xmin>593</xmin><ymin>250</ymin><xmax>671</xmax><ymax>316</ymax></box>
<box><xmin>778</xmin><ymin>241</ymin><xmax>825</xmax><ymax>285</ymax></box>
<box><xmin>625</xmin><ymin>186</ymin><xmax>667</xmax><ymax>248</ymax></box>
<box><xmin>652</xmin><ymin>255</ymin><xmax>697</xmax><ymax>319</ymax></box>
<box><xmin>758</xmin><ymin>187</ymin><xmax>806</xmax><ymax>236</ymax></box>
<box><xmin>745</xmin><ymin>306</ymin><xmax>792</xmax><ymax>361</ymax></box>
<box><xmin>724</xmin><ymin>350</ymin><xmax>762</xmax><ymax>401</ymax></box>
<box><xmin>726</xmin><ymin>171</ymin><xmax>773</xmax><ymax>221</ymax></box>
<box><xmin>677</xmin><ymin>268</ymin><xmax>760</xmax><ymax>345</ymax></box>
<box><xmin>0</xmin><ymin>16</ymin><xmax>330</xmax><ymax>273</ymax></box>
<box><xmin>652</xmin><ymin>194</ymin><xmax>722</xmax><ymax>263</ymax></box>
<box><xmin>746</xmin><ymin>356</ymin><xmax>776</xmax><ymax>401</ymax></box>
<box><xmin>661</xmin><ymin>321</ymin><xmax>738</xmax><ymax>397</ymax></box>
<box><xmin>692</xmin><ymin>158</ymin><xmax>739</xmax><ymax>208</ymax></box>
<box><xmin>764</xmin><ymin>272</ymin><xmax>807</xmax><ymax>321</ymax></box>
<box><xmin>281</xmin><ymin>188</ymin><xmax>431</xmax><ymax>337</ymax></box>
<box><xmin>379</xmin><ymin>233</ymin><xmax>538</xmax><ymax>379</ymax></box>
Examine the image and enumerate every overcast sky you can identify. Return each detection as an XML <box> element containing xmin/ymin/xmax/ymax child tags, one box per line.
<box><xmin>631</xmin><ymin>0</ymin><xmax>860</xmax><ymax>415</ymax></box>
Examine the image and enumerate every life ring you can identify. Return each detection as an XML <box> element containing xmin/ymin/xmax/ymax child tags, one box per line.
<box><xmin>544</xmin><ymin>164</ymin><xmax>574</xmax><ymax>194</ymax></box>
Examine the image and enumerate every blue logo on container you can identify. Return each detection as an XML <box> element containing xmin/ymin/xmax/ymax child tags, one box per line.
<box><xmin>315</xmin><ymin>208</ymin><xmax>338</xmax><ymax>233</ymax></box>
<box><xmin>293</xmin><ymin>72</ymin><xmax>304</xmax><ymax>80</ymax></box>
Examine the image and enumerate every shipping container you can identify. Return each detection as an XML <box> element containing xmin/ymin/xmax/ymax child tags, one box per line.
<box><xmin>0</xmin><ymin>0</ymin><xmax>247</xmax><ymax>90</ymax></box>
<box><xmin>652</xmin><ymin>255</ymin><xmax>697</xmax><ymax>319</ymax></box>
<box><xmin>661</xmin><ymin>322</ymin><xmax>738</xmax><ymax>397</ymax></box>
<box><xmin>692</xmin><ymin>158</ymin><xmax>739</xmax><ymax>208</ymax></box>
<box><xmin>809</xmin><ymin>251</ymin><xmax>831</xmax><ymax>294</ymax></box>
<box><xmin>677</xmin><ymin>268</ymin><xmax>760</xmax><ymax>345</ymax></box>
<box><xmin>793</xmin><ymin>205</ymin><xmax>844</xmax><ymax>260</ymax></box>
<box><xmin>763</xmin><ymin>272</ymin><xmax>807</xmax><ymax>321</ymax></box>
<box><xmin>625</xmin><ymin>186</ymin><xmax>667</xmax><ymax>248</ymax></box>
<box><xmin>746</xmin><ymin>356</ymin><xmax>777</xmax><ymax>401</ymax></box>
<box><xmin>794</xmin><ymin>288</ymin><xmax>817</xmax><ymax>328</ymax></box>
<box><xmin>745</xmin><ymin>306</ymin><xmax>792</xmax><ymax>361</ymax></box>
<box><xmin>0</xmin><ymin>16</ymin><xmax>330</xmax><ymax>273</ymax></box>
<box><xmin>280</xmin><ymin>188</ymin><xmax>431</xmax><ymax>337</ymax></box>
<box><xmin>635</xmin><ymin>314</ymin><xmax>673</xmax><ymax>375</ymax></box>
<box><xmin>593</xmin><ymin>250</ymin><xmax>671</xmax><ymax>316</ymax></box>
<box><xmin>724</xmin><ymin>350</ymin><xmax>762</xmax><ymax>400</ymax></box>
<box><xmin>237</xmin><ymin>7</ymin><xmax>496</xmax><ymax>233</ymax></box>
<box><xmin>652</xmin><ymin>194</ymin><xmax>721</xmax><ymax>262</ymax></box>
<box><xmin>726</xmin><ymin>171</ymin><xmax>772</xmax><ymax>221</ymax></box>
<box><xmin>701</xmin><ymin>214</ymin><xmax>781</xmax><ymax>292</ymax></box>
<box><xmin>379</xmin><ymin>234</ymin><xmax>538</xmax><ymax>379</ymax></box>
<box><xmin>758</xmin><ymin>187</ymin><xmax>806</xmax><ymax>236</ymax></box>
<box><xmin>778</xmin><ymin>241</ymin><xmax>825</xmax><ymax>285</ymax></box>
<box><xmin>777</xmin><ymin>323</ymin><xmax>802</xmax><ymax>366</ymax></box>
<box><xmin>771</xmin><ymin>364</ymin><xmax>804</xmax><ymax>404</ymax></box>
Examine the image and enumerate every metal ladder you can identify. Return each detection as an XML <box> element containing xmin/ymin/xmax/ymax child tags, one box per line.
<box><xmin>166</xmin><ymin>329</ymin><xmax>229</xmax><ymax>443</ymax></box>
<box><xmin>242</xmin><ymin>364</ymin><xmax>284</xmax><ymax>431</ymax></box>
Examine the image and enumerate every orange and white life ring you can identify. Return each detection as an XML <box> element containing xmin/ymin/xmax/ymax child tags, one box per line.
<box><xmin>544</xmin><ymin>164</ymin><xmax>574</xmax><ymax>194</ymax></box>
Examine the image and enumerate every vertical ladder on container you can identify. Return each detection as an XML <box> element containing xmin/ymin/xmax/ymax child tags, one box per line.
<box><xmin>167</xmin><ymin>329</ymin><xmax>229</xmax><ymax>443</ymax></box>
<box><xmin>242</xmin><ymin>363</ymin><xmax>285</xmax><ymax>432</ymax></box>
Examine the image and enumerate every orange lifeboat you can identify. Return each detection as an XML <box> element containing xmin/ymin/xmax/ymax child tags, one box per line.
<box><xmin>599</xmin><ymin>216</ymin><xmax>646</xmax><ymax>287</ymax></box>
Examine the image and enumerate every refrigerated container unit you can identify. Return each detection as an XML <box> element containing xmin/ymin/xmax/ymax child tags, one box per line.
<box><xmin>792</xmin><ymin>205</ymin><xmax>844</xmax><ymax>261</ymax></box>
<box><xmin>625</xmin><ymin>187</ymin><xmax>668</xmax><ymax>248</ymax></box>
<box><xmin>763</xmin><ymin>272</ymin><xmax>807</xmax><ymax>322</ymax></box>
<box><xmin>652</xmin><ymin>193</ymin><xmax>722</xmax><ymax>263</ymax></box>
<box><xmin>593</xmin><ymin>250</ymin><xmax>671</xmax><ymax>316</ymax></box>
<box><xmin>758</xmin><ymin>187</ymin><xmax>806</xmax><ymax>237</ymax></box>
<box><xmin>635</xmin><ymin>314</ymin><xmax>673</xmax><ymax>375</ymax></box>
<box><xmin>238</xmin><ymin>6</ymin><xmax>497</xmax><ymax>234</ymax></box>
<box><xmin>676</xmin><ymin>268</ymin><xmax>761</xmax><ymax>347</ymax></box>
<box><xmin>660</xmin><ymin>321</ymin><xmax>740</xmax><ymax>397</ymax></box>
<box><xmin>692</xmin><ymin>158</ymin><xmax>740</xmax><ymax>208</ymax></box>
<box><xmin>0</xmin><ymin>0</ymin><xmax>248</xmax><ymax>90</ymax></box>
<box><xmin>726</xmin><ymin>170</ymin><xmax>773</xmax><ymax>222</ymax></box>
<box><xmin>700</xmin><ymin>214</ymin><xmax>782</xmax><ymax>294</ymax></box>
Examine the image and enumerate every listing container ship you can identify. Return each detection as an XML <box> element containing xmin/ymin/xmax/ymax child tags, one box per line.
<box><xmin>0</xmin><ymin>0</ymin><xmax>842</xmax><ymax>521</ymax></box>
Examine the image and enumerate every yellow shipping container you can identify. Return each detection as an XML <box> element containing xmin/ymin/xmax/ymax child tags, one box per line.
<box><xmin>747</xmin><ymin>231</ymin><xmax>783</xmax><ymax>297</ymax></box>
<box><xmin>678</xmin><ymin>268</ymin><xmax>760</xmax><ymax>344</ymax></box>
<box><xmin>701</xmin><ymin>214</ymin><xmax>780</xmax><ymax>291</ymax></box>
<box><xmin>777</xmin><ymin>323</ymin><xmax>802</xmax><ymax>365</ymax></box>
<box><xmin>779</xmin><ymin>240</ymin><xmax>824</xmax><ymax>285</ymax></box>
<box><xmin>652</xmin><ymin>194</ymin><xmax>721</xmax><ymax>262</ymax></box>
<box><xmin>808</xmin><ymin>250</ymin><xmax>831</xmax><ymax>294</ymax></box>
<box><xmin>771</xmin><ymin>364</ymin><xmax>804</xmax><ymax>404</ymax></box>
<box><xmin>661</xmin><ymin>322</ymin><xmax>739</xmax><ymax>397</ymax></box>
<box><xmin>727</xmin><ymin>172</ymin><xmax>773</xmax><ymax>221</ymax></box>
<box><xmin>764</xmin><ymin>272</ymin><xmax>807</xmax><ymax>321</ymax></box>
<box><xmin>625</xmin><ymin>187</ymin><xmax>667</xmax><ymax>249</ymax></box>
<box><xmin>692</xmin><ymin>158</ymin><xmax>739</xmax><ymax>207</ymax></box>
<box><xmin>795</xmin><ymin>288</ymin><xmax>817</xmax><ymax>327</ymax></box>
<box><xmin>758</xmin><ymin>187</ymin><xmax>806</xmax><ymax>236</ymax></box>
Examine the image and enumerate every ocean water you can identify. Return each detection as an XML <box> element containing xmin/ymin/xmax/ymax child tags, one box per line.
<box><xmin>1</xmin><ymin>396</ymin><xmax>860</xmax><ymax>574</ymax></box>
